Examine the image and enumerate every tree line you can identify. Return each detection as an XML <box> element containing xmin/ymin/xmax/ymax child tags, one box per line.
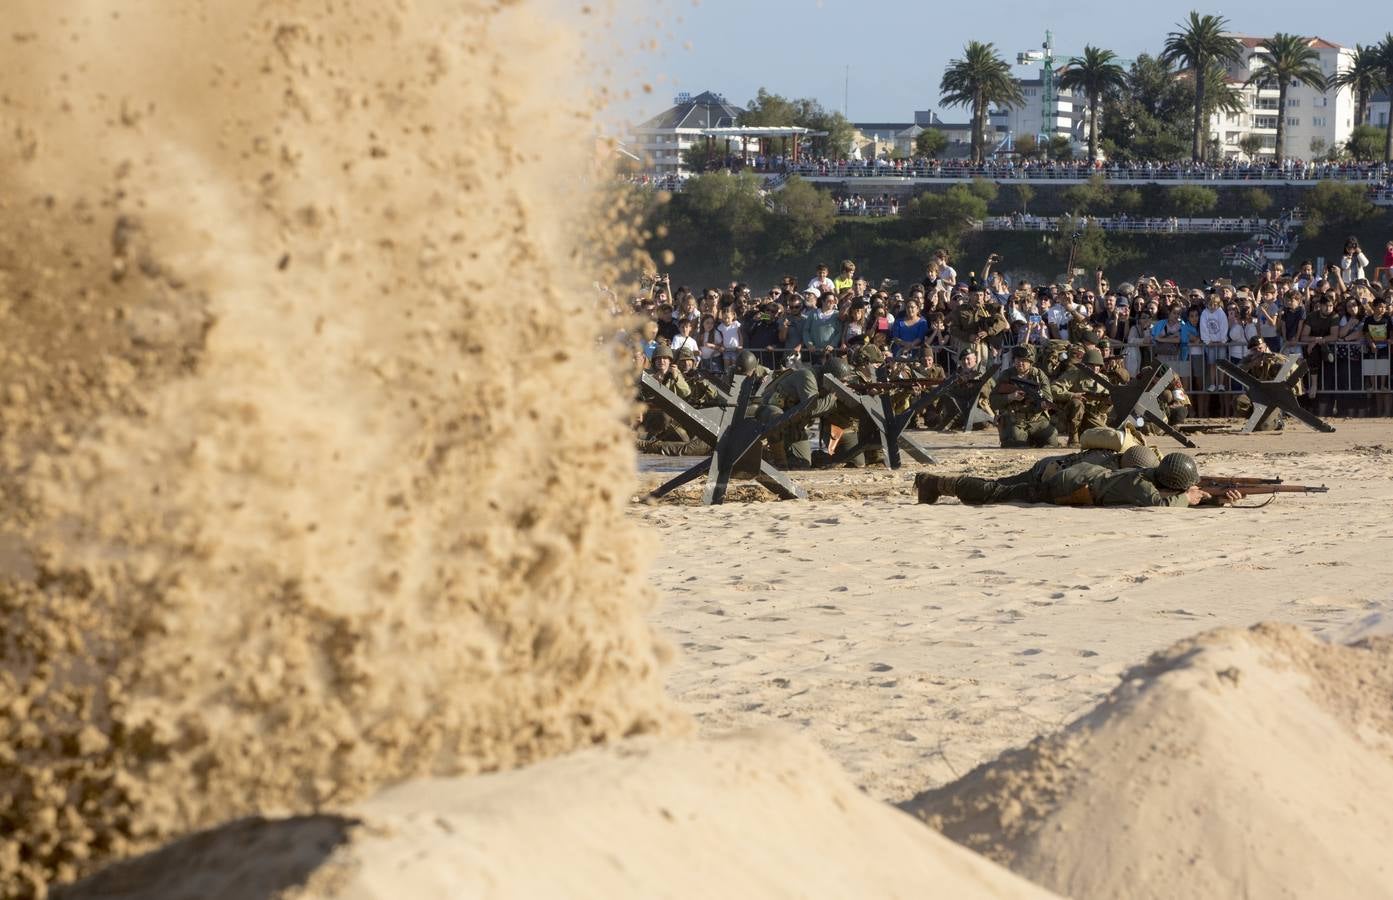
<box><xmin>938</xmin><ymin>13</ymin><xmax>1393</xmax><ymax>165</ymax></box>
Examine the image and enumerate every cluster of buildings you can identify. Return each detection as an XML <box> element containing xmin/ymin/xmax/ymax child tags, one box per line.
<box><xmin>631</xmin><ymin>33</ymin><xmax>1392</xmax><ymax>175</ymax></box>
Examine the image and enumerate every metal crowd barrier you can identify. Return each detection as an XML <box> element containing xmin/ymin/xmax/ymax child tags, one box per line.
<box><xmin>784</xmin><ymin>163</ymin><xmax>1393</xmax><ymax>184</ymax></box>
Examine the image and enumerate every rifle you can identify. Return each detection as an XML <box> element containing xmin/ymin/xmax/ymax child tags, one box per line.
<box><xmin>1001</xmin><ymin>376</ymin><xmax>1056</xmax><ymax>411</ymax></box>
<box><xmin>856</xmin><ymin>377</ymin><xmax>944</xmax><ymax>395</ymax></box>
<box><xmin>1197</xmin><ymin>476</ymin><xmax>1327</xmax><ymax>507</ymax></box>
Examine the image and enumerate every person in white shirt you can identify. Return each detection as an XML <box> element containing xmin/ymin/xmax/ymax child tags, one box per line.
<box><xmin>1340</xmin><ymin>236</ymin><xmax>1369</xmax><ymax>284</ymax></box>
<box><xmin>670</xmin><ymin>317</ymin><xmax>699</xmax><ymax>355</ymax></box>
<box><xmin>805</xmin><ymin>263</ymin><xmax>835</xmax><ymax>296</ymax></box>
<box><xmin>1045</xmin><ymin>296</ymin><xmax>1071</xmax><ymax>340</ymax></box>
<box><xmin>1198</xmin><ymin>293</ymin><xmax>1229</xmax><ymax>389</ymax></box>
<box><xmin>1227</xmin><ymin>302</ymin><xmax>1258</xmax><ymax>362</ymax></box>
<box><xmin>933</xmin><ymin>249</ymin><xmax>958</xmax><ymax>288</ymax></box>
<box><xmin>715</xmin><ymin>305</ymin><xmax>743</xmax><ymax>369</ymax></box>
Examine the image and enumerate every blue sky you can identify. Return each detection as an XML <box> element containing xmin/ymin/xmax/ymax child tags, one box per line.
<box><xmin>605</xmin><ymin>0</ymin><xmax>1387</xmax><ymax>126</ymax></box>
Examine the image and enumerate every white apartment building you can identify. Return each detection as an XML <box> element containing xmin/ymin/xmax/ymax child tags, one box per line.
<box><xmin>631</xmin><ymin>91</ymin><xmax>743</xmax><ymax>174</ymax></box>
<box><xmin>1212</xmin><ymin>36</ymin><xmax>1357</xmax><ymax>160</ymax></box>
<box><xmin>990</xmin><ymin>77</ymin><xmax>1082</xmax><ymax>151</ymax></box>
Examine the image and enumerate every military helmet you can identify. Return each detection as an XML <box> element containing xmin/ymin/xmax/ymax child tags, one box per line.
<box><xmin>1011</xmin><ymin>345</ymin><xmax>1032</xmax><ymax>360</ymax></box>
<box><xmin>1083</xmin><ymin>347</ymin><xmax>1105</xmax><ymax>366</ymax></box>
<box><xmin>737</xmin><ymin>350</ymin><xmax>759</xmax><ymax>374</ymax></box>
<box><xmin>1155</xmin><ymin>452</ymin><xmax>1199</xmax><ymax>490</ymax></box>
<box><xmin>651</xmin><ymin>344</ymin><xmax>673</xmax><ymax>361</ymax></box>
<box><xmin>823</xmin><ymin>357</ymin><xmax>853</xmax><ymax>381</ymax></box>
<box><xmin>851</xmin><ymin>344</ymin><xmax>885</xmax><ymax>368</ymax></box>
<box><xmin>1120</xmin><ymin>445</ymin><xmax>1161</xmax><ymax>470</ymax></box>
<box><xmin>674</xmin><ymin>347</ymin><xmax>697</xmax><ymax>363</ymax></box>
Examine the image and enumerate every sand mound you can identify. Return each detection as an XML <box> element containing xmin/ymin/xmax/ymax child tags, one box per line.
<box><xmin>903</xmin><ymin>623</ymin><xmax>1393</xmax><ymax>900</ymax></box>
<box><xmin>0</xmin><ymin>1</ymin><xmax>680</xmax><ymax>893</ymax></box>
<box><xmin>59</xmin><ymin>730</ymin><xmax>1059</xmax><ymax>900</ymax></box>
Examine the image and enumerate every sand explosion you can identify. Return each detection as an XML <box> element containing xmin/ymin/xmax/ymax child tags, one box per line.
<box><xmin>0</xmin><ymin>1</ymin><xmax>681</xmax><ymax>893</ymax></box>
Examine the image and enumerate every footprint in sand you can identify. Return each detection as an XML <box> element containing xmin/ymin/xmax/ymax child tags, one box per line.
<box><xmin>1077</xmin><ymin>649</ymin><xmax>1099</xmax><ymax>658</ymax></box>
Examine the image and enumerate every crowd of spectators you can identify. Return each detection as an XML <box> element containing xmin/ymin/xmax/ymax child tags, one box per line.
<box><xmin>783</xmin><ymin>157</ymin><xmax>1393</xmax><ymax>182</ymax></box>
<box><xmin>834</xmin><ymin>193</ymin><xmax>899</xmax><ymax>216</ymax></box>
<box><xmin>629</xmin><ymin>235</ymin><xmax>1393</xmax><ymax>417</ymax></box>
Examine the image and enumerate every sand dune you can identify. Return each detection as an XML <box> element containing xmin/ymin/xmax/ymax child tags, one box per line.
<box><xmin>902</xmin><ymin>623</ymin><xmax>1393</xmax><ymax>900</ymax></box>
<box><xmin>62</xmin><ymin>731</ymin><xmax>1059</xmax><ymax>900</ymax></box>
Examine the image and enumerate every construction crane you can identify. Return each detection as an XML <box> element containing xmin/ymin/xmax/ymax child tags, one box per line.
<box><xmin>1014</xmin><ymin>32</ymin><xmax>1135</xmax><ymax>155</ymax></box>
<box><xmin>1016</xmin><ymin>31</ymin><xmax>1058</xmax><ymax>148</ymax></box>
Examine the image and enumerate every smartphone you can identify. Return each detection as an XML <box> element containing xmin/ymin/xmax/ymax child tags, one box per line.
<box><xmin>1029</xmin><ymin>314</ymin><xmax>1041</xmax><ymax>324</ymax></box>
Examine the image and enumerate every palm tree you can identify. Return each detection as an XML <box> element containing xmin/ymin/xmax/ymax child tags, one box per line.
<box><xmin>1377</xmin><ymin>35</ymin><xmax>1393</xmax><ymax>161</ymax></box>
<box><xmin>1056</xmin><ymin>46</ymin><xmax>1128</xmax><ymax>162</ymax></box>
<box><xmin>1332</xmin><ymin>44</ymin><xmax>1384</xmax><ymax>127</ymax></box>
<box><xmin>1161</xmin><ymin>12</ymin><xmax>1245</xmax><ymax>161</ymax></box>
<box><xmin>1246</xmin><ymin>34</ymin><xmax>1327</xmax><ymax>164</ymax></box>
<box><xmin>940</xmin><ymin>41</ymin><xmax>1024</xmax><ymax>164</ymax></box>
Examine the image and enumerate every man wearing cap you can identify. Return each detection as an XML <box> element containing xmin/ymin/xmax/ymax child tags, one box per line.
<box><xmin>986</xmin><ymin>346</ymin><xmax>1061</xmax><ymax>448</ymax></box>
<box><xmin>949</xmin><ymin>288</ymin><xmax>1007</xmax><ymax>363</ymax></box>
<box><xmin>913</xmin><ymin>452</ymin><xmax>1242</xmax><ymax>507</ymax></box>
<box><xmin>780</xmin><ymin>292</ymin><xmax>814</xmax><ymax>361</ymax></box>
<box><xmin>1051</xmin><ymin>346</ymin><xmax>1113</xmax><ymax>446</ymax></box>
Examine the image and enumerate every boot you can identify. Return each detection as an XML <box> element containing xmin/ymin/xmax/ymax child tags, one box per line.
<box><xmin>914</xmin><ymin>473</ymin><xmax>941</xmax><ymax>504</ymax></box>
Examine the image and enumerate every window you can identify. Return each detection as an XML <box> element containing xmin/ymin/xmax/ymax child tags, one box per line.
<box><xmin>1253</xmin><ymin>115</ymin><xmax>1278</xmax><ymax>129</ymax></box>
<box><xmin>1288</xmin><ymin>116</ymin><xmax>1301</xmax><ymax>127</ymax></box>
<box><xmin>1380</xmin><ymin>112</ymin><xmax>1389</xmax><ymax>127</ymax></box>
<box><xmin>1225</xmin><ymin>131</ymin><xmax>1241</xmax><ymax>143</ymax></box>
<box><xmin>1312</xmin><ymin>117</ymin><xmax>1327</xmax><ymax>128</ymax></box>
<box><xmin>1314</xmin><ymin>96</ymin><xmax>1328</xmax><ymax>108</ymax></box>
<box><xmin>1287</xmin><ymin>98</ymin><xmax>1300</xmax><ymax>107</ymax></box>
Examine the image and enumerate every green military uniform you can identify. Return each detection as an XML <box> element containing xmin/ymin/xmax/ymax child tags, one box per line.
<box><xmin>675</xmin><ymin>349</ymin><xmax>721</xmax><ymax>408</ymax></box>
<box><xmin>649</xmin><ymin>345</ymin><xmax>691</xmax><ymax>400</ymax></box>
<box><xmin>1101</xmin><ymin>355</ymin><xmax>1130</xmax><ymax>386</ymax></box>
<box><xmin>757</xmin><ymin>365</ymin><xmax>839</xmax><ymax>469</ymax></box>
<box><xmin>994</xmin><ymin>445</ymin><xmax>1159</xmax><ymax>487</ymax></box>
<box><xmin>948</xmin><ymin>298</ymin><xmax>1008</xmax><ymax>360</ymax></box>
<box><xmin>986</xmin><ymin>352</ymin><xmax>1059</xmax><ymax>448</ymax></box>
<box><xmin>733</xmin><ymin>350</ymin><xmax>772</xmax><ymax>383</ymax></box>
<box><xmin>1040</xmin><ymin>340</ymin><xmax>1073</xmax><ymax>379</ymax></box>
<box><xmin>1234</xmin><ymin>346</ymin><xmax>1296</xmax><ymax>430</ymax></box>
<box><xmin>927</xmin><ymin>462</ymin><xmax>1191</xmax><ymax>507</ymax></box>
<box><xmin>819</xmin><ymin>349</ymin><xmax>884</xmax><ymax>469</ymax></box>
<box><xmin>635</xmin><ymin>411</ymin><xmax>710</xmax><ymax>456</ymax></box>
<box><xmin>1050</xmin><ymin>348</ymin><xmax>1112</xmax><ymax>445</ymax></box>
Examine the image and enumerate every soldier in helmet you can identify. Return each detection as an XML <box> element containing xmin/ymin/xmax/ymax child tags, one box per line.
<box><xmin>986</xmin><ymin>346</ymin><xmax>1061</xmax><ymax>448</ymax></box>
<box><xmin>735</xmin><ymin>349</ymin><xmax>771</xmax><ymax>382</ymax></box>
<box><xmin>915</xmin><ymin>445</ymin><xmax>1159</xmax><ymax>503</ymax></box>
<box><xmin>913</xmin><ymin>451</ymin><xmax>1242</xmax><ymax>507</ymax></box>
<box><xmin>1234</xmin><ymin>336</ymin><xmax>1296</xmax><ymax>430</ymax></box>
<box><xmin>756</xmin><ymin>359</ymin><xmax>840</xmax><ymax>469</ymax></box>
<box><xmin>818</xmin><ymin>347</ymin><xmax>888</xmax><ymax>468</ymax></box>
<box><xmin>648</xmin><ymin>344</ymin><xmax>691</xmax><ymax>400</ymax></box>
<box><xmin>1051</xmin><ymin>346</ymin><xmax>1113</xmax><ymax>446</ymax></box>
<box><xmin>676</xmin><ymin>347</ymin><xmax>723</xmax><ymax>409</ymax></box>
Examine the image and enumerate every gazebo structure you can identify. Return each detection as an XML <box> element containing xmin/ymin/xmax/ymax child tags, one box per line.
<box><xmin>695</xmin><ymin>126</ymin><xmax>821</xmax><ymax>167</ymax></box>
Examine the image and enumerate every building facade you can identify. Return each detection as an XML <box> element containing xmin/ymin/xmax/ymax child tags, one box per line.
<box><xmin>1212</xmin><ymin>37</ymin><xmax>1357</xmax><ymax>160</ymax></box>
<box><xmin>989</xmin><ymin>78</ymin><xmax>1081</xmax><ymax>152</ymax></box>
<box><xmin>631</xmin><ymin>91</ymin><xmax>743</xmax><ymax>174</ymax></box>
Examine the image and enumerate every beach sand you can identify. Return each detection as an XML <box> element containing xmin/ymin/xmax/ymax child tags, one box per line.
<box><xmin>641</xmin><ymin>421</ymin><xmax>1393</xmax><ymax>803</ymax></box>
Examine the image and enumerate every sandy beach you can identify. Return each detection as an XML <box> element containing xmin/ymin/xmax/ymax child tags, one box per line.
<box><xmin>641</xmin><ymin>420</ymin><xmax>1393</xmax><ymax>802</ymax></box>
